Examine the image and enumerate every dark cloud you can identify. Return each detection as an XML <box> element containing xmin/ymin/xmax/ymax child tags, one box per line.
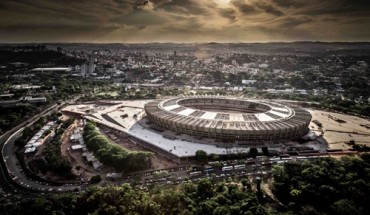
<box><xmin>231</xmin><ymin>0</ymin><xmax>283</xmax><ymax>16</ymax></box>
<box><xmin>0</xmin><ymin>0</ymin><xmax>369</xmax><ymax>42</ymax></box>
<box><xmin>271</xmin><ymin>0</ymin><xmax>307</xmax><ymax>8</ymax></box>
<box><xmin>112</xmin><ymin>10</ymin><xmax>169</xmax><ymax>26</ymax></box>
<box><xmin>231</xmin><ymin>1</ymin><xmax>259</xmax><ymax>15</ymax></box>
<box><xmin>219</xmin><ymin>8</ymin><xmax>237</xmax><ymax>21</ymax></box>
<box><xmin>277</xmin><ymin>16</ymin><xmax>313</xmax><ymax>28</ymax></box>
<box><xmin>157</xmin><ymin>0</ymin><xmax>210</xmax><ymax>15</ymax></box>
<box><xmin>255</xmin><ymin>1</ymin><xmax>284</xmax><ymax>16</ymax></box>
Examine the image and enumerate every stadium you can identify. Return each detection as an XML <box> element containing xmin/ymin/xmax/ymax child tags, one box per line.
<box><xmin>144</xmin><ymin>96</ymin><xmax>312</xmax><ymax>141</ymax></box>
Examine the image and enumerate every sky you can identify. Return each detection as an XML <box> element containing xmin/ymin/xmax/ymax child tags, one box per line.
<box><xmin>0</xmin><ymin>0</ymin><xmax>370</xmax><ymax>43</ymax></box>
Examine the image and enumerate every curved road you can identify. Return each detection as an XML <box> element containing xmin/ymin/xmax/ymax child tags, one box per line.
<box><xmin>0</xmin><ymin>98</ymin><xmax>84</xmax><ymax>194</ymax></box>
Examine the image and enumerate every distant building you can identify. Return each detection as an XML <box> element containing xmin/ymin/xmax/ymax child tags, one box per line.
<box><xmin>11</xmin><ymin>84</ymin><xmax>41</xmax><ymax>90</ymax></box>
<box><xmin>0</xmin><ymin>99</ymin><xmax>20</xmax><ymax>107</ymax></box>
<box><xmin>81</xmin><ymin>64</ymin><xmax>88</xmax><ymax>77</ymax></box>
<box><xmin>92</xmin><ymin>161</ymin><xmax>103</xmax><ymax>171</ymax></box>
<box><xmin>106</xmin><ymin>172</ymin><xmax>122</xmax><ymax>181</ymax></box>
<box><xmin>30</xmin><ymin>67</ymin><xmax>71</xmax><ymax>72</ymax></box>
<box><xmin>1</xmin><ymin>96</ymin><xmax>47</xmax><ymax>107</ymax></box>
<box><xmin>70</xmin><ymin>133</ymin><xmax>83</xmax><ymax>143</ymax></box>
<box><xmin>242</xmin><ymin>80</ymin><xmax>257</xmax><ymax>85</ymax></box>
<box><xmin>128</xmin><ymin>56</ymin><xmax>133</xmax><ymax>64</ymax></box>
<box><xmin>24</xmin><ymin>121</ymin><xmax>56</xmax><ymax>153</ymax></box>
<box><xmin>24</xmin><ymin>147</ymin><xmax>37</xmax><ymax>154</ymax></box>
<box><xmin>88</xmin><ymin>53</ymin><xmax>95</xmax><ymax>75</ymax></box>
<box><xmin>24</xmin><ymin>96</ymin><xmax>47</xmax><ymax>103</ymax></box>
<box><xmin>9</xmin><ymin>62</ymin><xmax>29</xmax><ymax>68</ymax></box>
<box><xmin>71</xmin><ymin>144</ymin><xmax>83</xmax><ymax>152</ymax></box>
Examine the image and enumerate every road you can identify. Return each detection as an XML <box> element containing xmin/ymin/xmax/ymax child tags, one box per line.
<box><xmin>3</xmin><ymin>127</ymin><xmax>83</xmax><ymax>193</ymax></box>
<box><xmin>0</xmin><ymin>97</ymin><xmax>83</xmax><ymax>194</ymax></box>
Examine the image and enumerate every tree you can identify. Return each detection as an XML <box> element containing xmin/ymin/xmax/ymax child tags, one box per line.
<box><xmin>195</xmin><ymin>150</ymin><xmax>208</xmax><ymax>163</ymax></box>
<box><xmin>90</xmin><ymin>175</ymin><xmax>102</xmax><ymax>183</ymax></box>
<box><xmin>249</xmin><ymin>147</ymin><xmax>258</xmax><ymax>157</ymax></box>
<box><xmin>83</xmin><ymin>122</ymin><xmax>153</xmax><ymax>173</ymax></box>
<box><xmin>262</xmin><ymin>147</ymin><xmax>269</xmax><ymax>155</ymax></box>
<box><xmin>197</xmin><ymin>178</ymin><xmax>214</xmax><ymax>199</ymax></box>
<box><xmin>209</xmin><ymin>153</ymin><xmax>219</xmax><ymax>161</ymax></box>
<box><xmin>241</xmin><ymin>178</ymin><xmax>251</xmax><ymax>190</ymax></box>
<box><xmin>331</xmin><ymin>199</ymin><xmax>362</xmax><ymax>215</ymax></box>
<box><xmin>213</xmin><ymin>206</ymin><xmax>230</xmax><ymax>215</ymax></box>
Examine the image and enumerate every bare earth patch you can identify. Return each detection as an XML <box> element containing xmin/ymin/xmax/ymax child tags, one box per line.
<box><xmin>309</xmin><ymin>110</ymin><xmax>370</xmax><ymax>150</ymax></box>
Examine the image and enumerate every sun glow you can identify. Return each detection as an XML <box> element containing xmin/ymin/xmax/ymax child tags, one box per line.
<box><xmin>215</xmin><ymin>0</ymin><xmax>231</xmax><ymax>7</ymax></box>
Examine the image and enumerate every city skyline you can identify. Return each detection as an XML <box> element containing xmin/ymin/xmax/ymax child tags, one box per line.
<box><xmin>1</xmin><ymin>0</ymin><xmax>370</xmax><ymax>43</ymax></box>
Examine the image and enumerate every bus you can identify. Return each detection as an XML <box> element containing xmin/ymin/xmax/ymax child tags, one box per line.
<box><xmin>296</xmin><ymin>156</ymin><xmax>308</xmax><ymax>160</ymax></box>
<box><xmin>204</xmin><ymin>168</ymin><xmax>214</xmax><ymax>174</ymax></box>
<box><xmin>245</xmin><ymin>158</ymin><xmax>256</xmax><ymax>165</ymax></box>
<box><xmin>208</xmin><ymin>161</ymin><xmax>220</xmax><ymax>166</ymax></box>
<box><xmin>234</xmin><ymin>164</ymin><xmax>246</xmax><ymax>170</ymax></box>
<box><xmin>189</xmin><ymin>171</ymin><xmax>202</xmax><ymax>178</ymax></box>
<box><xmin>222</xmin><ymin>166</ymin><xmax>234</xmax><ymax>171</ymax></box>
<box><xmin>269</xmin><ymin>157</ymin><xmax>281</xmax><ymax>163</ymax></box>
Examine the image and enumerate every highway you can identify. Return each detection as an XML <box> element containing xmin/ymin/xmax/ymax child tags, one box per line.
<box><xmin>3</xmin><ymin>127</ymin><xmax>83</xmax><ymax>193</ymax></box>
<box><xmin>0</xmin><ymin>98</ymin><xmax>83</xmax><ymax>194</ymax></box>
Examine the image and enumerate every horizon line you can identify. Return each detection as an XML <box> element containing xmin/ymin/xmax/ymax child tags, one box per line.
<box><xmin>1</xmin><ymin>40</ymin><xmax>370</xmax><ymax>45</ymax></box>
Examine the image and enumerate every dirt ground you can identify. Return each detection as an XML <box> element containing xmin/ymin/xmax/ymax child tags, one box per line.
<box><xmin>60</xmin><ymin>117</ymin><xmax>111</xmax><ymax>181</ymax></box>
<box><xmin>309</xmin><ymin>110</ymin><xmax>370</xmax><ymax>150</ymax></box>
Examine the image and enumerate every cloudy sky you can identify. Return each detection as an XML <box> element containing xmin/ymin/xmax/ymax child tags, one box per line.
<box><xmin>0</xmin><ymin>0</ymin><xmax>370</xmax><ymax>43</ymax></box>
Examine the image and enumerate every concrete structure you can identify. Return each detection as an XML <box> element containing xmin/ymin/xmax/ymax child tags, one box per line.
<box><xmin>24</xmin><ymin>121</ymin><xmax>56</xmax><ymax>153</ymax></box>
<box><xmin>88</xmin><ymin>53</ymin><xmax>95</xmax><ymax>75</ymax></box>
<box><xmin>30</xmin><ymin>67</ymin><xmax>71</xmax><ymax>72</ymax></box>
<box><xmin>24</xmin><ymin>96</ymin><xmax>47</xmax><ymax>103</ymax></box>
<box><xmin>145</xmin><ymin>96</ymin><xmax>311</xmax><ymax>141</ymax></box>
<box><xmin>81</xmin><ymin>64</ymin><xmax>88</xmax><ymax>77</ymax></box>
<box><xmin>71</xmin><ymin>144</ymin><xmax>83</xmax><ymax>151</ymax></box>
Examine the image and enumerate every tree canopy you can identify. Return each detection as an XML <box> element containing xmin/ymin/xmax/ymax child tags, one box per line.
<box><xmin>83</xmin><ymin>122</ymin><xmax>153</xmax><ymax>173</ymax></box>
<box><xmin>272</xmin><ymin>154</ymin><xmax>370</xmax><ymax>215</ymax></box>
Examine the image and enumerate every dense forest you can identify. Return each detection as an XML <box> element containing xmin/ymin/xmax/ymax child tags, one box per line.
<box><xmin>0</xmin><ymin>47</ymin><xmax>83</xmax><ymax>66</ymax></box>
<box><xmin>1</xmin><ymin>155</ymin><xmax>369</xmax><ymax>215</ymax></box>
<box><xmin>0</xmin><ymin>178</ymin><xmax>277</xmax><ymax>215</ymax></box>
<box><xmin>272</xmin><ymin>154</ymin><xmax>370</xmax><ymax>215</ymax></box>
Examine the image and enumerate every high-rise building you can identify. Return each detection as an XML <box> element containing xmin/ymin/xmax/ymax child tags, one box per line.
<box><xmin>128</xmin><ymin>56</ymin><xmax>133</xmax><ymax>64</ymax></box>
<box><xmin>81</xmin><ymin>64</ymin><xmax>88</xmax><ymax>77</ymax></box>
<box><xmin>88</xmin><ymin>53</ymin><xmax>95</xmax><ymax>75</ymax></box>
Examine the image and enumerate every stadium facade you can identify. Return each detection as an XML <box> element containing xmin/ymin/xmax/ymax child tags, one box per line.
<box><xmin>144</xmin><ymin>96</ymin><xmax>312</xmax><ymax>141</ymax></box>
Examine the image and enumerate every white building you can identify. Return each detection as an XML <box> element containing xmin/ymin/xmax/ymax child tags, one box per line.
<box><xmin>242</xmin><ymin>80</ymin><xmax>257</xmax><ymax>85</ymax></box>
<box><xmin>81</xmin><ymin>64</ymin><xmax>88</xmax><ymax>77</ymax></box>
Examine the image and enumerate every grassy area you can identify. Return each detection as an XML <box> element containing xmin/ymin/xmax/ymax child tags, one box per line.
<box><xmin>94</xmin><ymin>91</ymin><xmax>119</xmax><ymax>97</ymax></box>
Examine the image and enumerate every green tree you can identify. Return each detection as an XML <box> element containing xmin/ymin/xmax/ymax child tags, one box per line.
<box><xmin>262</xmin><ymin>147</ymin><xmax>269</xmax><ymax>155</ymax></box>
<box><xmin>90</xmin><ymin>175</ymin><xmax>102</xmax><ymax>183</ymax></box>
<box><xmin>249</xmin><ymin>147</ymin><xmax>258</xmax><ymax>157</ymax></box>
<box><xmin>331</xmin><ymin>199</ymin><xmax>362</xmax><ymax>215</ymax></box>
<box><xmin>195</xmin><ymin>150</ymin><xmax>208</xmax><ymax>163</ymax></box>
<box><xmin>209</xmin><ymin>153</ymin><xmax>219</xmax><ymax>161</ymax></box>
<box><xmin>197</xmin><ymin>178</ymin><xmax>214</xmax><ymax>199</ymax></box>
